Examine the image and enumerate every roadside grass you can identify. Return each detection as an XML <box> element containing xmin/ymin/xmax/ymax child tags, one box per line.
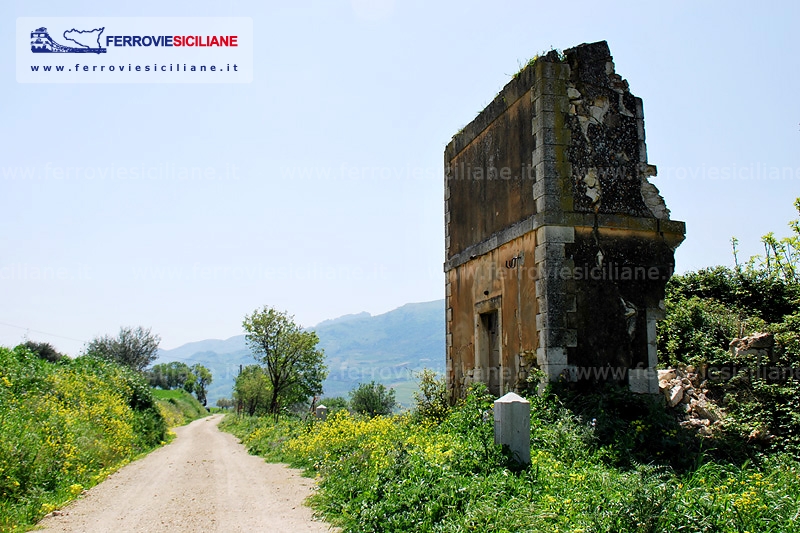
<box><xmin>223</xmin><ymin>386</ymin><xmax>800</xmax><ymax>533</ymax></box>
<box><xmin>153</xmin><ymin>388</ymin><xmax>208</xmax><ymax>428</ymax></box>
<box><xmin>0</xmin><ymin>346</ymin><xmax>167</xmax><ymax>533</ymax></box>
<box><xmin>219</xmin><ymin>415</ymin><xmax>308</xmax><ymax>463</ymax></box>
<box><xmin>151</xmin><ymin>388</ymin><xmax>186</xmax><ymax>400</ymax></box>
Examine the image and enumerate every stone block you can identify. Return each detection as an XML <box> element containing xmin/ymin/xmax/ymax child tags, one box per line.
<box><xmin>647</xmin><ymin>343</ymin><xmax>658</xmax><ymax>369</ymax></box>
<box><xmin>536</xmin><ymin>313</ymin><xmax>564</xmax><ymax>331</ymax></box>
<box><xmin>532</xmin><ymin>179</ymin><xmax>546</xmax><ymax>201</ymax></box>
<box><xmin>541</xmin><ymin>363</ymin><xmax>572</xmax><ymax>381</ymax></box>
<box><xmin>553</xmin><ymin>63</ymin><xmax>570</xmax><ymax>80</ymax></box>
<box><xmin>536</xmin><ymin>225</ymin><xmax>575</xmax><ymax>244</ymax></box>
<box><xmin>646</xmin><ymin>318</ymin><xmax>657</xmax><ymax>344</ymax></box>
<box><xmin>494</xmin><ymin>392</ymin><xmax>531</xmax><ymax>465</ymax></box>
<box><xmin>533</xmin><ymin>242</ymin><xmax>565</xmax><ymax>264</ymax></box>
<box><xmin>536</xmin><ymin>193</ymin><xmax>562</xmax><ymax>213</ymax></box>
<box><xmin>565</xmin><ymin>329</ymin><xmax>578</xmax><ymax>348</ymax></box>
<box><xmin>629</xmin><ymin>368</ymin><xmax>658</xmax><ymax>394</ymax></box>
<box><xmin>315</xmin><ymin>405</ymin><xmax>328</xmax><ymax>421</ymax></box>
<box><xmin>668</xmin><ymin>384</ymin><xmax>684</xmax><ymax>407</ymax></box>
<box><xmin>532</xmin><ymin>144</ymin><xmax>555</xmax><ymax>165</ymax></box>
<box><xmin>534</xmin><ymin>111</ymin><xmax>557</xmax><ymax>132</ymax></box>
<box><xmin>634</xmin><ymin>97</ymin><xmax>644</xmax><ymax>119</ymax></box>
<box><xmin>658</xmin><ymin>369</ymin><xmax>676</xmax><ymax>382</ymax></box>
<box><xmin>536</xmin><ymin>76</ymin><xmax>559</xmax><ymax>96</ymax></box>
<box><xmin>542</xmin><ymin>346</ymin><xmax>567</xmax><ymax>365</ymax></box>
<box><xmin>536</xmin><ymin>347</ymin><xmax>547</xmax><ymax>366</ymax></box>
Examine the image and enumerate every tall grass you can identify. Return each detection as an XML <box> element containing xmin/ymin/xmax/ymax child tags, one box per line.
<box><xmin>0</xmin><ymin>346</ymin><xmax>166</xmax><ymax>532</ymax></box>
<box><xmin>153</xmin><ymin>388</ymin><xmax>208</xmax><ymax>428</ymax></box>
<box><xmin>223</xmin><ymin>386</ymin><xmax>800</xmax><ymax>533</ymax></box>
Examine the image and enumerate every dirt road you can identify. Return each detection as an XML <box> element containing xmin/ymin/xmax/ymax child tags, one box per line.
<box><xmin>36</xmin><ymin>415</ymin><xmax>336</xmax><ymax>532</ymax></box>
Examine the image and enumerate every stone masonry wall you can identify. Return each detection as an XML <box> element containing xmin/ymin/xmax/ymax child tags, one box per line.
<box><xmin>444</xmin><ymin>41</ymin><xmax>685</xmax><ymax>399</ymax></box>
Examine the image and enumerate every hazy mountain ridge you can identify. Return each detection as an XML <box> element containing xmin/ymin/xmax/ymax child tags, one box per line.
<box><xmin>156</xmin><ymin>300</ymin><xmax>445</xmax><ymax>406</ymax></box>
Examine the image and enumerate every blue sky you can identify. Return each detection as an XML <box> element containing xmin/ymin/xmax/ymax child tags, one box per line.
<box><xmin>2</xmin><ymin>0</ymin><xmax>798</xmax><ymax>354</ymax></box>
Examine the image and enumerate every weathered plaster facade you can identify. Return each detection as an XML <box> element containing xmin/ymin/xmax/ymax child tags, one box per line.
<box><xmin>444</xmin><ymin>41</ymin><xmax>685</xmax><ymax>399</ymax></box>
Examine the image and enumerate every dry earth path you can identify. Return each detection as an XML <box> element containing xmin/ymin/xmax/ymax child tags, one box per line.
<box><xmin>36</xmin><ymin>414</ymin><xmax>336</xmax><ymax>533</ymax></box>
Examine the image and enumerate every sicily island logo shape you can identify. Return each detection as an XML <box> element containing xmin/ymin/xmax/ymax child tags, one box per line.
<box><xmin>31</xmin><ymin>26</ymin><xmax>107</xmax><ymax>54</ymax></box>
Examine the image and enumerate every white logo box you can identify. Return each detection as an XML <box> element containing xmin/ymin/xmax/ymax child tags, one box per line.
<box><xmin>17</xmin><ymin>17</ymin><xmax>253</xmax><ymax>83</ymax></box>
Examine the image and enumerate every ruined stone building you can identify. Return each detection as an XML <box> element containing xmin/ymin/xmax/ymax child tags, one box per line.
<box><xmin>444</xmin><ymin>41</ymin><xmax>685</xmax><ymax>399</ymax></box>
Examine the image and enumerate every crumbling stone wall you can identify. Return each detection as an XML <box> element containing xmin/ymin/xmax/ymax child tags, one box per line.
<box><xmin>444</xmin><ymin>41</ymin><xmax>685</xmax><ymax>399</ymax></box>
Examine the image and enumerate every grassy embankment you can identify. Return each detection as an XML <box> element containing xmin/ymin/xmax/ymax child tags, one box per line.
<box><xmin>152</xmin><ymin>388</ymin><xmax>208</xmax><ymax>429</ymax></box>
<box><xmin>222</xmin><ymin>385</ymin><xmax>800</xmax><ymax>533</ymax></box>
<box><xmin>0</xmin><ymin>345</ymin><xmax>167</xmax><ymax>532</ymax></box>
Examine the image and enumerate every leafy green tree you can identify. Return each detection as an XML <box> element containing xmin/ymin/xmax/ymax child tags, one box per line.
<box><xmin>216</xmin><ymin>397</ymin><xmax>234</xmax><ymax>410</ymax></box>
<box><xmin>21</xmin><ymin>340</ymin><xmax>65</xmax><ymax>363</ymax></box>
<box><xmin>667</xmin><ymin>266</ymin><xmax>798</xmax><ymax>325</ymax></box>
<box><xmin>739</xmin><ymin>197</ymin><xmax>800</xmax><ymax>285</ymax></box>
<box><xmin>657</xmin><ymin>295</ymin><xmax>765</xmax><ymax>368</ymax></box>
<box><xmin>190</xmin><ymin>364</ymin><xmax>212</xmax><ymax>406</ymax></box>
<box><xmin>659</xmin><ymin>197</ymin><xmax>800</xmax><ymax>454</ymax></box>
<box><xmin>318</xmin><ymin>396</ymin><xmax>349</xmax><ymax>415</ymax></box>
<box><xmin>147</xmin><ymin>361</ymin><xmax>192</xmax><ymax>389</ymax></box>
<box><xmin>412</xmin><ymin>369</ymin><xmax>450</xmax><ymax>422</ymax></box>
<box><xmin>183</xmin><ymin>372</ymin><xmax>196</xmax><ymax>394</ymax></box>
<box><xmin>350</xmin><ymin>381</ymin><xmax>396</xmax><ymax>417</ymax></box>
<box><xmin>243</xmin><ymin>306</ymin><xmax>328</xmax><ymax>416</ymax></box>
<box><xmin>85</xmin><ymin>326</ymin><xmax>161</xmax><ymax>372</ymax></box>
<box><xmin>234</xmin><ymin>364</ymin><xmax>272</xmax><ymax>416</ymax></box>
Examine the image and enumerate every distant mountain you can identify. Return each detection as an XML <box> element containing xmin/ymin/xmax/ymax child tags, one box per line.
<box><xmin>156</xmin><ymin>300</ymin><xmax>445</xmax><ymax>407</ymax></box>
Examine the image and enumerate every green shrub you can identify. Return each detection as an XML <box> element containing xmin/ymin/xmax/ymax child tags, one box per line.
<box><xmin>411</xmin><ymin>369</ymin><xmax>450</xmax><ymax>423</ymax></box>
<box><xmin>222</xmin><ymin>387</ymin><xmax>800</xmax><ymax>532</ymax></box>
<box><xmin>219</xmin><ymin>414</ymin><xmax>307</xmax><ymax>463</ymax></box>
<box><xmin>316</xmin><ymin>396</ymin><xmax>349</xmax><ymax>415</ymax></box>
<box><xmin>0</xmin><ymin>346</ymin><xmax>166</xmax><ymax>531</ymax></box>
<box><xmin>658</xmin><ymin>258</ymin><xmax>800</xmax><ymax>456</ymax></box>
<box><xmin>349</xmin><ymin>381</ymin><xmax>396</xmax><ymax>417</ymax></box>
<box><xmin>20</xmin><ymin>341</ymin><xmax>65</xmax><ymax>363</ymax></box>
<box><xmin>703</xmin><ymin>310</ymin><xmax>800</xmax><ymax>456</ymax></box>
<box><xmin>153</xmin><ymin>388</ymin><xmax>208</xmax><ymax>428</ymax></box>
<box><xmin>667</xmin><ymin>266</ymin><xmax>799</xmax><ymax>324</ymax></box>
<box><xmin>658</xmin><ymin>295</ymin><xmax>762</xmax><ymax>368</ymax></box>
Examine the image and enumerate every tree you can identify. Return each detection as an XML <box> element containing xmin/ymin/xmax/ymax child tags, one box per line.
<box><xmin>183</xmin><ymin>372</ymin><xmax>195</xmax><ymax>393</ymax></box>
<box><xmin>147</xmin><ymin>361</ymin><xmax>192</xmax><ymax>389</ymax></box>
<box><xmin>243</xmin><ymin>306</ymin><xmax>327</xmax><ymax>416</ymax></box>
<box><xmin>349</xmin><ymin>381</ymin><xmax>396</xmax><ymax>417</ymax></box>
<box><xmin>740</xmin><ymin>197</ymin><xmax>800</xmax><ymax>285</ymax></box>
<box><xmin>216</xmin><ymin>397</ymin><xmax>234</xmax><ymax>410</ymax></box>
<box><xmin>317</xmin><ymin>396</ymin><xmax>349</xmax><ymax>415</ymax></box>
<box><xmin>233</xmin><ymin>364</ymin><xmax>272</xmax><ymax>416</ymax></box>
<box><xmin>21</xmin><ymin>340</ymin><xmax>65</xmax><ymax>363</ymax></box>
<box><xmin>412</xmin><ymin>369</ymin><xmax>450</xmax><ymax>422</ymax></box>
<box><xmin>660</xmin><ymin>197</ymin><xmax>800</xmax><ymax>453</ymax></box>
<box><xmin>85</xmin><ymin>326</ymin><xmax>161</xmax><ymax>372</ymax></box>
<box><xmin>190</xmin><ymin>364</ymin><xmax>212</xmax><ymax>406</ymax></box>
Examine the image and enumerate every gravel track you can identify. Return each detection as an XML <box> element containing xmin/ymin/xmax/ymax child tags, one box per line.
<box><xmin>36</xmin><ymin>414</ymin><xmax>336</xmax><ymax>532</ymax></box>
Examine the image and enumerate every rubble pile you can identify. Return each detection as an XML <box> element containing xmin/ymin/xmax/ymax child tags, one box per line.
<box><xmin>657</xmin><ymin>367</ymin><xmax>723</xmax><ymax>437</ymax></box>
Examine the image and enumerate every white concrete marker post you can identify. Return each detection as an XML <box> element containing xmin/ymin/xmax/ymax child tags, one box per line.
<box><xmin>493</xmin><ymin>392</ymin><xmax>531</xmax><ymax>466</ymax></box>
<box><xmin>315</xmin><ymin>405</ymin><xmax>328</xmax><ymax>421</ymax></box>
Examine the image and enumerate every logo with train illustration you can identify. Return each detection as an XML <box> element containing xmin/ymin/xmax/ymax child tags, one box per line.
<box><xmin>30</xmin><ymin>27</ymin><xmax>107</xmax><ymax>54</ymax></box>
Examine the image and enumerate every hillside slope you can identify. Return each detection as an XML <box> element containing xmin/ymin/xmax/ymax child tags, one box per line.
<box><xmin>153</xmin><ymin>388</ymin><xmax>209</xmax><ymax>427</ymax></box>
<box><xmin>156</xmin><ymin>300</ymin><xmax>445</xmax><ymax>407</ymax></box>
